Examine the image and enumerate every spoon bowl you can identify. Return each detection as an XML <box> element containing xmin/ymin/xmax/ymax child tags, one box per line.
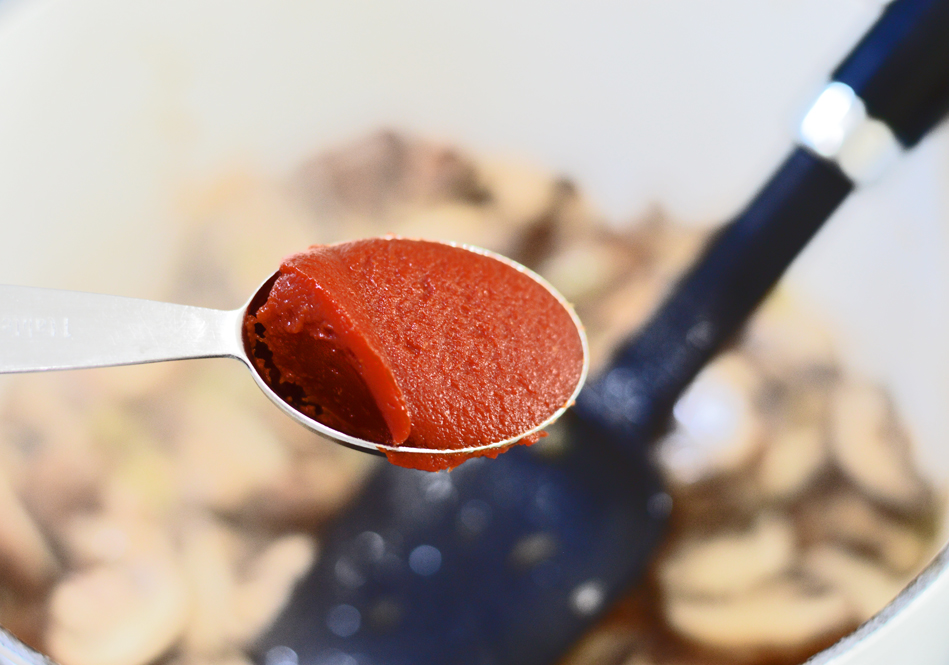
<box><xmin>0</xmin><ymin>242</ymin><xmax>589</xmax><ymax>461</ymax></box>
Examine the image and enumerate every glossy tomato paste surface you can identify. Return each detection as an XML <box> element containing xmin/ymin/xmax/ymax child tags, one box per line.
<box><xmin>244</xmin><ymin>238</ymin><xmax>585</xmax><ymax>470</ymax></box>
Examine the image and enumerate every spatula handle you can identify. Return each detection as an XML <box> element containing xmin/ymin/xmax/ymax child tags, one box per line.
<box><xmin>579</xmin><ymin>0</ymin><xmax>949</xmax><ymax>447</ymax></box>
<box><xmin>833</xmin><ymin>0</ymin><xmax>949</xmax><ymax>149</ymax></box>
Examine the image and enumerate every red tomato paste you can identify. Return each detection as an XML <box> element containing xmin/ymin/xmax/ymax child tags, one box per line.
<box><xmin>243</xmin><ymin>237</ymin><xmax>585</xmax><ymax>471</ymax></box>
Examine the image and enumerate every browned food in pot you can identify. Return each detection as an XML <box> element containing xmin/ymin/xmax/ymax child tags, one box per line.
<box><xmin>0</xmin><ymin>131</ymin><xmax>938</xmax><ymax>665</ymax></box>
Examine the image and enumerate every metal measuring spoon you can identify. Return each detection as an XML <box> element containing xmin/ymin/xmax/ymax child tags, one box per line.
<box><xmin>0</xmin><ymin>244</ymin><xmax>588</xmax><ymax>461</ymax></box>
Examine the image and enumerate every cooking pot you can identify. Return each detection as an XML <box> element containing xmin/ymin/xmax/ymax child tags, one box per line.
<box><xmin>0</xmin><ymin>1</ymin><xmax>948</xmax><ymax>664</ymax></box>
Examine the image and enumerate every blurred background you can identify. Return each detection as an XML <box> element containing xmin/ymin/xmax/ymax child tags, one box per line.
<box><xmin>1</xmin><ymin>2</ymin><xmax>949</xmax><ymax>665</ymax></box>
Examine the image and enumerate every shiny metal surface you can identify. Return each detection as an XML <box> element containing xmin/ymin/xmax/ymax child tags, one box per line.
<box><xmin>799</xmin><ymin>81</ymin><xmax>902</xmax><ymax>184</ymax></box>
<box><xmin>0</xmin><ymin>250</ymin><xmax>588</xmax><ymax>459</ymax></box>
<box><xmin>0</xmin><ymin>284</ymin><xmax>244</xmax><ymax>372</ymax></box>
<box><xmin>811</xmin><ymin>543</ymin><xmax>949</xmax><ymax>664</ymax></box>
<box><xmin>0</xmin><ymin>628</ymin><xmax>54</xmax><ymax>665</ymax></box>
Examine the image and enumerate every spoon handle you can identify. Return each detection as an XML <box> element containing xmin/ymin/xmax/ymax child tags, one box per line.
<box><xmin>0</xmin><ymin>285</ymin><xmax>244</xmax><ymax>373</ymax></box>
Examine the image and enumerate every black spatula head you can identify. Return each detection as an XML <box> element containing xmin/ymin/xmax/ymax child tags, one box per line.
<box><xmin>254</xmin><ymin>414</ymin><xmax>668</xmax><ymax>665</ymax></box>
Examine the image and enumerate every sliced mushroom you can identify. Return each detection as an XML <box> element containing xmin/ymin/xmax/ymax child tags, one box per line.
<box><xmin>829</xmin><ymin>381</ymin><xmax>926</xmax><ymax>508</ymax></box>
<box><xmin>83</xmin><ymin>363</ymin><xmax>182</xmax><ymax>403</ymax></box>
<box><xmin>757</xmin><ymin>424</ymin><xmax>827</xmax><ymax>501</ymax></box>
<box><xmin>180</xmin><ymin>518</ymin><xmax>243</xmax><ymax>656</ymax></box>
<box><xmin>664</xmin><ymin>579</ymin><xmax>853</xmax><ymax>650</ymax></box>
<box><xmin>802</xmin><ymin>545</ymin><xmax>907</xmax><ymax>622</ymax></box>
<box><xmin>559</xmin><ymin>628</ymin><xmax>638</xmax><ymax>665</ymax></box>
<box><xmin>6</xmin><ymin>376</ymin><xmax>104</xmax><ymax>529</ymax></box>
<box><xmin>538</xmin><ymin>239</ymin><xmax>630</xmax><ymax>304</ymax></box>
<box><xmin>0</xmin><ymin>138</ymin><xmax>941</xmax><ymax>665</ymax></box>
<box><xmin>175</xmin><ymin>391</ymin><xmax>290</xmax><ymax>513</ymax></box>
<box><xmin>635</xmin><ymin>220</ymin><xmax>707</xmax><ymax>282</ymax></box>
<box><xmin>0</xmin><ymin>589</ymin><xmax>47</xmax><ymax>651</ymax></box>
<box><xmin>798</xmin><ymin>494</ymin><xmax>926</xmax><ymax>574</ymax></box>
<box><xmin>47</xmin><ymin>554</ymin><xmax>189</xmax><ymax>665</ymax></box>
<box><xmin>242</xmin><ymin>438</ymin><xmax>375</xmax><ymax>528</ymax></box>
<box><xmin>58</xmin><ymin>513</ymin><xmax>166</xmax><ymax>568</ymax></box>
<box><xmin>100</xmin><ymin>441</ymin><xmax>177</xmax><ymax>521</ymax></box>
<box><xmin>170</xmin><ymin>653</ymin><xmax>255</xmax><ymax>665</ymax></box>
<box><xmin>293</xmin><ymin>131</ymin><xmax>482</xmax><ymax>216</ymax></box>
<box><xmin>394</xmin><ymin>202</ymin><xmax>511</xmax><ymax>254</ymax></box>
<box><xmin>176</xmin><ymin>172</ymin><xmax>324</xmax><ymax>304</ymax></box>
<box><xmin>229</xmin><ymin>533</ymin><xmax>317</xmax><ymax>645</ymax></box>
<box><xmin>475</xmin><ymin>157</ymin><xmax>559</xmax><ymax>230</ymax></box>
<box><xmin>0</xmin><ymin>470</ymin><xmax>58</xmax><ymax>590</ymax></box>
<box><xmin>659</xmin><ymin>514</ymin><xmax>795</xmax><ymax>598</ymax></box>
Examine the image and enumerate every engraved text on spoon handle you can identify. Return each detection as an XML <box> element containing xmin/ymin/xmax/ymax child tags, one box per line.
<box><xmin>0</xmin><ymin>285</ymin><xmax>244</xmax><ymax>373</ymax></box>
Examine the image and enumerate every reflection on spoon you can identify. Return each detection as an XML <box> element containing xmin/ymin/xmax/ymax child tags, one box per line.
<box><xmin>0</xmin><ymin>237</ymin><xmax>588</xmax><ymax>471</ymax></box>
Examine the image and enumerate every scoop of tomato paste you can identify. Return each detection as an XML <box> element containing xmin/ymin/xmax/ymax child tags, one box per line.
<box><xmin>243</xmin><ymin>238</ymin><xmax>585</xmax><ymax>471</ymax></box>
